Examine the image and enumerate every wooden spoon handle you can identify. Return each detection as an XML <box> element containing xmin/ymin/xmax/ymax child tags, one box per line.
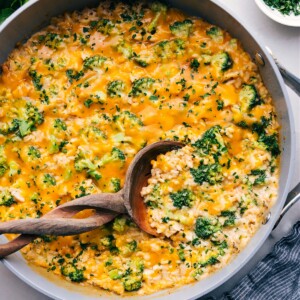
<box><xmin>0</xmin><ymin>211</ymin><xmax>116</xmax><ymax>236</ymax></box>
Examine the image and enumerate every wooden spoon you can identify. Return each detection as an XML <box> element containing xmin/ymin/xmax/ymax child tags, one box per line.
<box><xmin>0</xmin><ymin>141</ymin><xmax>183</xmax><ymax>258</ymax></box>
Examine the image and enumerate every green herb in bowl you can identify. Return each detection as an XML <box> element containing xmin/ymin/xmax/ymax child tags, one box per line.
<box><xmin>263</xmin><ymin>0</ymin><xmax>300</xmax><ymax>16</ymax></box>
<box><xmin>0</xmin><ymin>0</ymin><xmax>29</xmax><ymax>23</ymax></box>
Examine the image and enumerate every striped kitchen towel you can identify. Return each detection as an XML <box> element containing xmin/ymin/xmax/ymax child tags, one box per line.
<box><xmin>221</xmin><ymin>221</ymin><xmax>300</xmax><ymax>300</ymax></box>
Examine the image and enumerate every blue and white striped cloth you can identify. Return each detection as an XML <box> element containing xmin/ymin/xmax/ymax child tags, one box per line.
<box><xmin>221</xmin><ymin>221</ymin><xmax>300</xmax><ymax>300</ymax></box>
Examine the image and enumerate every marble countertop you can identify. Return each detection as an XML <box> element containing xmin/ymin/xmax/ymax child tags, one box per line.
<box><xmin>0</xmin><ymin>0</ymin><xmax>299</xmax><ymax>299</ymax></box>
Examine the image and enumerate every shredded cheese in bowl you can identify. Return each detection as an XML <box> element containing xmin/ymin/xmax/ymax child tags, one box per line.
<box><xmin>0</xmin><ymin>0</ymin><xmax>280</xmax><ymax>296</ymax></box>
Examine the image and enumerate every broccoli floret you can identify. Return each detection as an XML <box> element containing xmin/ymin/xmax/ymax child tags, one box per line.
<box><xmin>90</xmin><ymin>19</ymin><xmax>115</xmax><ymax>34</ymax></box>
<box><xmin>123</xmin><ymin>277</ymin><xmax>142</xmax><ymax>292</ymax></box>
<box><xmin>27</xmin><ymin>146</ymin><xmax>41</xmax><ymax>158</ymax></box>
<box><xmin>43</xmin><ymin>173</ymin><xmax>56</xmax><ymax>186</ymax></box>
<box><xmin>195</xmin><ymin>217</ymin><xmax>220</xmax><ymax>239</ymax></box>
<box><xmin>38</xmin><ymin>32</ymin><xmax>62</xmax><ymax>49</ymax></box>
<box><xmin>127</xmin><ymin>240</ymin><xmax>137</xmax><ymax>252</ymax></box>
<box><xmin>0</xmin><ymin>190</ymin><xmax>15</xmax><ymax>207</ymax></box>
<box><xmin>113</xmin><ymin>111</ymin><xmax>143</xmax><ymax>131</ymax></box>
<box><xmin>108</xmin><ymin>269</ymin><xmax>123</xmax><ymax>280</ymax></box>
<box><xmin>178</xmin><ymin>249</ymin><xmax>186</xmax><ymax>261</ymax></box>
<box><xmin>258</xmin><ymin>133</ymin><xmax>280</xmax><ymax>157</ymax></box>
<box><xmin>221</xmin><ymin>210</ymin><xmax>236</xmax><ymax>227</ymax></box>
<box><xmin>190</xmin><ymin>163</ymin><xmax>223</xmax><ymax>185</ymax></box>
<box><xmin>0</xmin><ymin>146</ymin><xmax>8</xmax><ymax>176</ymax></box>
<box><xmin>29</xmin><ymin>69</ymin><xmax>43</xmax><ymax>91</ymax></box>
<box><xmin>170</xmin><ymin>189</ymin><xmax>193</xmax><ymax>209</ymax></box>
<box><xmin>54</xmin><ymin>118</ymin><xmax>67</xmax><ymax>131</ymax></box>
<box><xmin>192</xmin><ymin>125</ymin><xmax>226</xmax><ymax>156</ymax></box>
<box><xmin>148</xmin><ymin>2</ymin><xmax>167</xmax><ymax>33</ymax></box>
<box><xmin>129</xmin><ymin>78</ymin><xmax>155</xmax><ymax>97</ymax></box>
<box><xmin>100</xmin><ymin>235</ymin><xmax>119</xmax><ymax>254</ymax></box>
<box><xmin>83</xmin><ymin>55</ymin><xmax>106</xmax><ymax>70</ymax></box>
<box><xmin>98</xmin><ymin>147</ymin><xmax>126</xmax><ymax>168</ymax></box>
<box><xmin>107</xmin><ymin>80</ymin><xmax>125</xmax><ymax>98</ymax></box>
<box><xmin>190</xmin><ymin>58</ymin><xmax>200</xmax><ymax>72</ymax></box>
<box><xmin>9</xmin><ymin>161</ymin><xmax>20</xmax><ymax>177</ymax></box>
<box><xmin>206</xmin><ymin>26</ymin><xmax>223</xmax><ymax>42</ymax></box>
<box><xmin>61</xmin><ymin>264</ymin><xmax>85</xmax><ymax>282</ymax></box>
<box><xmin>211</xmin><ymin>52</ymin><xmax>233</xmax><ymax>72</ymax></box>
<box><xmin>113</xmin><ymin>216</ymin><xmax>127</xmax><ymax>233</ymax></box>
<box><xmin>110</xmin><ymin>178</ymin><xmax>121</xmax><ymax>192</ymax></box>
<box><xmin>170</xmin><ymin>19</ymin><xmax>193</xmax><ymax>38</ymax></box>
<box><xmin>250</xmin><ymin>169</ymin><xmax>266</xmax><ymax>186</ymax></box>
<box><xmin>239</xmin><ymin>84</ymin><xmax>263</xmax><ymax>112</ymax></box>
<box><xmin>66</xmin><ymin>69</ymin><xmax>84</xmax><ymax>83</ymax></box>
<box><xmin>74</xmin><ymin>152</ymin><xmax>101</xmax><ymax>180</ymax></box>
<box><xmin>200</xmin><ymin>255</ymin><xmax>220</xmax><ymax>267</ymax></box>
<box><xmin>154</xmin><ymin>39</ymin><xmax>185</xmax><ymax>60</ymax></box>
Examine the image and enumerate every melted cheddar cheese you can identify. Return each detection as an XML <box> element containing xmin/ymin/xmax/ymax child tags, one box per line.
<box><xmin>0</xmin><ymin>1</ymin><xmax>279</xmax><ymax>296</ymax></box>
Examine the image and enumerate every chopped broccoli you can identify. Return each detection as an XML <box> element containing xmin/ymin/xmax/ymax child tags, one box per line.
<box><xmin>66</xmin><ymin>69</ymin><xmax>84</xmax><ymax>83</ymax></box>
<box><xmin>113</xmin><ymin>216</ymin><xmax>127</xmax><ymax>233</ymax></box>
<box><xmin>90</xmin><ymin>18</ymin><xmax>115</xmax><ymax>35</ymax></box>
<box><xmin>43</xmin><ymin>173</ymin><xmax>56</xmax><ymax>186</ymax></box>
<box><xmin>107</xmin><ymin>80</ymin><xmax>125</xmax><ymax>98</ymax></box>
<box><xmin>98</xmin><ymin>147</ymin><xmax>126</xmax><ymax>168</ymax></box>
<box><xmin>9</xmin><ymin>161</ymin><xmax>20</xmax><ymax>177</ymax></box>
<box><xmin>127</xmin><ymin>240</ymin><xmax>137</xmax><ymax>252</ymax></box>
<box><xmin>239</xmin><ymin>84</ymin><xmax>263</xmax><ymax>112</ymax></box>
<box><xmin>178</xmin><ymin>249</ymin><xmax>186</xmax><ymax>261</ymax></box>
<box><xmin>221</xmin><ymin>210</ymin><xmax>236</xmax><ymax>227</ymax></box>
<box><xmin>192</xmin><ymin>125</ymin><xmax>226</xmax><ymax>156</ymax></box>
<box><xmin>110</xmin><ymin>178</ymin><xmax>121</xmax><ymax>192</ymax></box>
<box><xmin>113</xmin><ymin>111</ymin><xmax>143</xmax><ymax>130</ymax></box>
<box><xmin>211</xmin><ymin>52</ymin><xmax>233</xmax><ymax>72</ymax></box>
<box><xmin>123</xmin><ymin>277</ymin><xmax>142</xmax><ymax>292</ymax></box>
<box><xmin>190</xmin><ymin>58</ymin><xmax>200</xmax><ymax>72</ymax></box>
<box><xmin>250</xmin><ymin>169</ymin><xmax>267</xmax><ymax>186</ymax></box>
<box><xmin>0</xmin><ymin>146</ymin><xmax>8</xmax><ymax>176</ymax></box>
<box><xmin>154</xmin><ymin>39</ymin><xmax>185</xmax><ymax>60</ymax></box>
<box><xmin>191</xmin><ymin>163</ymin><xmax>223</xmax><ymax>185</ymax></box>
<box><xmin>38</xmin><ymin>32</ymin><xmax>62</xmax><ymax>49</ymax></box>
<box><xmin>170</xmin><ymin>189</ymin><xmax>193</xmax><ymax>209</ymax></box>
<box><xmin>199</xmin><ymin>255</ymin><xmax>220</xmax><ymax>267</ymax></box>
<box><xmin>0</xmin><ymin>190</ymin><xmax>15</xmax><ymax>207</ymax></box>
<box><xmin>83</xmin><ymin>55</ymin><xmax>106</xmax><ymax>70</ymax></box>
<box><xmin>54</xmin><ymin>118</ymin><xmax>67</xmax><ymax>131</ymax></box>
<box><xmin>129</xmin><ymin>78</ymin><xmax>155</xmax><ymax>97</ymax></box>
<box><xmin>100</xmin><ymin>235</ymin><xmax>119</xmax><ymax>254</ymax></box>
<box><xmin>148</xmin><ymin>2</ymin><xmax>167</xmax><ymax>33</ymax></box>
<box><xmin>29</xmin><ymin>69</ymin><xmax>42</xmax><ymax>91</ymax></box>
<box><xmin>74</xmin><ymin>152</ymin><xmax>101</xmax><ymax>180</ymax></box>
<box><xmin>61</xmin><ymin>263</ymin><xmax>85</xmax><ymax>282</ymax></box>
<box><xmin>170</xmin><ymin>19</ymin><xmax>193</xmax><ymax>38</ymax></box>
<box><xmin>258</xmin><ymin>133</ymin><xmax>280</xmax><ymax>157</ymax></box>
<box><xmin>206</xmin><ymin>26</ymin><xmax>223</xmax><ymax>42</ymax></box>
<box><xmin>116</xmin><ymin>40</ymin><xmax>133</xmax><ymax>59</ymax></box>
<box><xmin>108</xmin><ymin>269</ymin><xmax>123</xmax><ymax>280</ymax></box>
<box><xmin>195</xmin><ymin>217</ymin><xmax>220</xmax><ymax>239</ymax></box>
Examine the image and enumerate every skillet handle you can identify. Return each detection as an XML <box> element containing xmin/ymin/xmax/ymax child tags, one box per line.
<box><xmin>277</xmin><ymin>63</ymin><xmax>300</xmax><ymax>97</ymax></box>
<box><xmin>273</xmin><ymin>182</ymin><xmax>300</xmax><ymax>230</ymax></box>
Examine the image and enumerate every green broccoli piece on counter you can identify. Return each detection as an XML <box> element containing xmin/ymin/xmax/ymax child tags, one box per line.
<box><xmin>192</xmin><ymin>125</ymin><xmax>226</xmax><ymax>156</ymax></box>
<box><xmin>74</xmin><ymin>152</ymin><xmax>101</xmax><ymax>180</ymax></box>
<box><xmin>0</xmin><ymin>190</ymin><xmax>15</xmax><ymax>207</ymax></box>
<box><xmin>195</xmin><ymin>217</ymin><xmax>220</xmax><ymax>239</ymax></box>
<box><xmin>170</xmin><ymin>19</ymin><xmax>193</xmax><ymax>38</ymax></box>
<box><xmin>190</xmin><ymin>163</ymin><xmax>223</xmax><ymax>185</ymax></box>
<box><xmin>113</xmin><ymin>216</ymin><xmax>127</xmax><ymax>233</ymax></box>
<box><xmin>148</xmin><ymin>2</ymin><xmax>167</xmax><ymax>33</ymax></box>
<box><xmin>107</xmin><ymin>80</ymin><xmax>125</xmax><ymax>98</ymax></box>
<box><xmin>206</xmin><ymin>26</ymin><xmax>223</xmax><ymax>42</ymax></box>
<box><xmin>170</xmin><ymin>189</ymin><xmax>193</xmax><ymax>209</ymax></box>
<box><xmin>129</xmin><ymin>78</ymin><xmax>155</xmax><ymax>97</ymax></box>
<box><xmin>83</xmin><ymin>55</ymin><xmax>106</xmax><ymax>70</ymax></box>
<box><xmin>239</xmin><ymin>84</ymin><xmax>263</xmax><ymax>112</ymax></box>
<box><xmin>61</xmin><ymin>263</ymin><xmax>85</xmax><ymax>282</ymax></box>
<box><xmin>211</xmin><ymin>52</ymin><xmax>233</xmax><ymax>72</ymax></box>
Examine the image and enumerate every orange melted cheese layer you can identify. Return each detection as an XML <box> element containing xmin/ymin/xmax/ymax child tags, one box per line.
<box><xmin>0</xmin><ymin>1</ymin><xmax>279</xmax><ymax>296</ymax></box>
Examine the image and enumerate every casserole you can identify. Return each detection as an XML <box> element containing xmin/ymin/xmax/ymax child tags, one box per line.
<box><xmin>0</xmin><ymin>0</ymin><xmax>296</xmax><ymax>299</ymax></box>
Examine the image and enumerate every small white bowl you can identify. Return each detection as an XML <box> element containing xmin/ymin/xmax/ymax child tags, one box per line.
<box><xmin>255</xmin><ymin>0</ymin><xmax>300</xmax><ymax>27</ymax></box>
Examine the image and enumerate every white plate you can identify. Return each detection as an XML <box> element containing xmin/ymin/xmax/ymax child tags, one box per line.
<box><xmin>255</xmin><ymin>0</ymin><xmax>300</xmax><ymax>27</ymax></box>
